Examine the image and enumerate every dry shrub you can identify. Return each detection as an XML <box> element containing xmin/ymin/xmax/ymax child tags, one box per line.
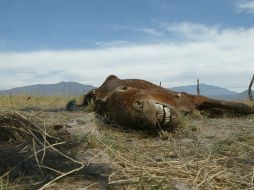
<box><xmin>0</xmin><ymin>111</ymin><xmax>84</xmax><ymax>190</ymax></box>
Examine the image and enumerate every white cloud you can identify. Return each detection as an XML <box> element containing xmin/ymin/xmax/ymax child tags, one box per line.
<box><xmin>0</xmin><ymin>22</ymin><xmax>254</xmax><ymax>92</ymax></box>
<box><xmin>95</xmin><ymin>40</ymin><xmax>129</xmax><ymax>47</ymax></box>
<box><xmin>114</xmin><ymin>26</ymin><xmax>163</xmax><ymax>37</ymax></box>
<box><xmin>135</xmin><ymin>28</ymin><xmax>163</xmax><ymax>36</ymax></box>
<box><xmin>162</xmin><ymin>22</ymin><xmax>220</xmax><ymax>40</ymax></box>
<box><xmin>235</xmin><ymin>0</ymin><xmax>254</xmax><ymax>13</ymax></box>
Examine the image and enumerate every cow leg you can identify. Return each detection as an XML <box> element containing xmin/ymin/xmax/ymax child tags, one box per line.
<box><xmin>197</xmin><ymin>98</ymin><xmax>254</xmax><ymax>114</ymax></box>
<box><xmin>66</xmin><ymin>100</ymin><xmax>83</xmax><ymax>111</ymax></box>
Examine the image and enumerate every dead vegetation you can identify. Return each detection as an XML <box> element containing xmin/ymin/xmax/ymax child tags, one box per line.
<box><xmin>0</xmin><ymin>111</ymin><xmax>87</xmax><ymax>189</ymax></box>
<box><xmin>0</xmin><ymin>95</ymin><xmax>78</xmax><ymax>111</ymax></box>
<box><xmin>97</xmin><ymin>115</ymin><xmax>254</xmax><ymax>190</ymax></box>
<box><xmin>0</xmin><ymin>96</ymin><xmax>254</xmax><ymax>189</ymax></box>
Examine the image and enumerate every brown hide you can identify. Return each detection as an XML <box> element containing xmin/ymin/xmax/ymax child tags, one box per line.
<box><xmin>95</xmin><ymin>75</ymin><xmax>207</xmax><ymax>110</ymax></box>
<box><xmin>85</xmin><ymin>75</ymin><xmax>254</xmax><ymax>130</ymax></box>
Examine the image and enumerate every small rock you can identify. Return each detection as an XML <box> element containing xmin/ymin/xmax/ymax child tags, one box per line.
<box><xmin>175</xmin><ymin>182</ymin><xmax>194</xmax><ymax>190</ymax></box>
<box><xmin>77</xmin><ymin>148</ymin><xmax>112</xmax><ymax>164</ymax></box>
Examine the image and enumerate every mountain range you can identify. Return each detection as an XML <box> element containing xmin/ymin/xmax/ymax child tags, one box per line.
<box><xmin>0</xmin><ymin>82</ymin><xmax>95</xmax><ymax>96</ymax></box>
<box><xmin>0</xmin><ymin>82</ymin><xmax>252</xmax><ymax>100</ymax></box>
<box><xmin>170</xmin><ymin>84</ymin><xmax>252</xmax><ymax>100</ymax></box>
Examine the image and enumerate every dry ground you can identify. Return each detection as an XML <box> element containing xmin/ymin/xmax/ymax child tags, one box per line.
<box><xmin>0</xmin><ymin>96</ymin><xmax>254</xmax><ymax>189</ymax></box>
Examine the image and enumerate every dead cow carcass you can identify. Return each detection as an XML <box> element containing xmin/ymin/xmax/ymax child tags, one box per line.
<box><xmin>68</xmin><ymin>75</ymin><xmax>254</xmax><ymax>130</ymax></box>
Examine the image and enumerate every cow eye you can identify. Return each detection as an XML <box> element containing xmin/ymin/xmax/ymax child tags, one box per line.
<box><xmin>121</xmin><ymin>86</ymin><xmax>128</xmax><ymax>90</ymax></box>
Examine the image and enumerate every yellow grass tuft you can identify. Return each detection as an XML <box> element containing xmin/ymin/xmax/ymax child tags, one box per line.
<box><xmin>0</xmin><ymin>95</ymin><xmax>77</xmax><ymax>110</ymax></box>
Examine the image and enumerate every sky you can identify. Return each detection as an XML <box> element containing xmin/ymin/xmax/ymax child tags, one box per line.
<box><xmin>0</xmin><ymin>0</ymin><xmax>254</xmax><ymax>91</ymax></box>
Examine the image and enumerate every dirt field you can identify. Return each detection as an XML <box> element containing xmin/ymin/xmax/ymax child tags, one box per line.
<box><xmin>1</xmin><ymin>96</ymin><xmax>254</xmax><ymax>189</ymax></box>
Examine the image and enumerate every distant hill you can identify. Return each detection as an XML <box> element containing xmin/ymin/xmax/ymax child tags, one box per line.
<box><xmin>0</xmin><ymin>82</ymin><xmax>95</xmax><ymax>96</ymax></box>
<box><xmin>224</xmin><ymin>90</ymin><xmax>254</xmax><ymax>100</ymax></box>
<box><xmin>170</xmin><ymin>84</ymin><xmax>254</xmax><ymax>100</ymax></box>
<box><xmin>0</xmin><ymin>82</ymin><xmax>252</xmax><ymax>100</ymax></box>
<box><xmin>170</xmin><ymin>83</ymin><xmax>238</xmax><ymax>99</ymax></box>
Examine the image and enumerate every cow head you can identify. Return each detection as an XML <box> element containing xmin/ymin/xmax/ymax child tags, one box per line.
<box><xmin>95</xmin><ymin>85</ymin><xmax>181</xmax><ymax>130</ymax></box>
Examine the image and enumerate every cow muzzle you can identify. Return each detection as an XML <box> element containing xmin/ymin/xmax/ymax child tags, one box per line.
<box><xmin>133</xmin><ymin>100</ymin><xmax>180</xmax><ymax>129</ymax></box>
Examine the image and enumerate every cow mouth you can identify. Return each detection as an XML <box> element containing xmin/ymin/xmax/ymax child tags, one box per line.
<box><xmin>155</xmin><ymin>103</ymin><xmax>171</xmax><ymax>127</ymax></box>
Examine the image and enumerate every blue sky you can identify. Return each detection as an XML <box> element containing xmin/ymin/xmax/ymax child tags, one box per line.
<box><xmin>0</xmin><ymin>0</ymin><xmax>254</xmax><ymax>91</ymax></box>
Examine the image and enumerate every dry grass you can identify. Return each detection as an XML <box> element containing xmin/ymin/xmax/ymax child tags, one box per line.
<box><xmin>1</xmin><ymin>96</ymin><xmax>254</xmax><ymax>189</ymax></box>
<box><xmin>0</xmin><ymin>95</ymin><xmax>79</xmax><ymax>110</ymax></box>
<box><xmin>96</xmin><ymin>114</ymin><xmax>254</xmax><ymax>189</ymax></box>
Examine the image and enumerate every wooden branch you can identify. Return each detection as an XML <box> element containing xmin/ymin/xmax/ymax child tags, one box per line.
<box><xmin>9</xmin><ymin>91</ymin><xmax>15</xmax><ymax>110</ymax></box>
<box><xmin>197</xmin><ymin>79</ymin><xmax>200</xmax><ymax>95</ymax></box>
<box><xmin>248</xmin><ymin>75</ymin><xmax>254</xmax><ymax>101</ymax></box>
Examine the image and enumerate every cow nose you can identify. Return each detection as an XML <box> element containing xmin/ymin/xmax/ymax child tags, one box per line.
<box><xmin>133</xmin><ymin>101</ymin><xmax>143</xmax><ymax>111</ymax></box>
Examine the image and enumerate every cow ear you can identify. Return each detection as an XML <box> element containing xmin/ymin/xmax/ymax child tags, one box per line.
<box><xmin>101</xmin><ymin>93</ymin><xmax>109</xmax><ymax>102</ymax></box>
<box><xmin>95</xmin><ymin>96</ymin><xmax>108</xmax><ymax>114</ymax></box>
<box><xmin>95</xmin><ymin>97</ymin><xmax>107</xmax><ymax>105</ymax></box>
